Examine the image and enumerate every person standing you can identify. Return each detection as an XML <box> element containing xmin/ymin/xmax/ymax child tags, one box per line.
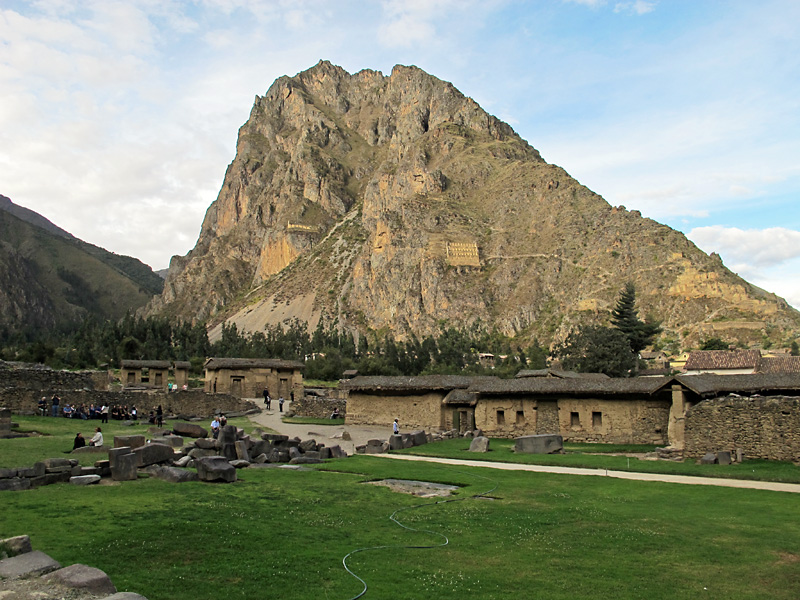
<box><xmin>262</xmin><ymin>387</ymin><xmax>270</xmax><ymax>408</ymax></box>
<box><xmin>156</xmin><ymin>405</ymin><xmax>163</xmax><ymax>428</ymax></box>
<box><xmin>278</xmin><ymin>396</ymin><xmax>284</xmax><ymax>412</ymax></box>
<box><xmin>393</xmin><ymin>419</ymin><xmax>399</xmax><ymax>435</ymax></box>
<box><xmin>51</xmin><ymin>394</ymin><xmax>60</xmax><ymax>418</ymax></box>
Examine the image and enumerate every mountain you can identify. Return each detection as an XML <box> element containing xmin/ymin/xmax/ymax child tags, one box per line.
<box><xmin>148</xmin><ymin>61</ymin><xmax>800</xmax><ymax>349</ymax></box>
<box><xmin>0</xmin><ymin>197</ymin><xmax>163</xmax><ymax>339</ymax></box>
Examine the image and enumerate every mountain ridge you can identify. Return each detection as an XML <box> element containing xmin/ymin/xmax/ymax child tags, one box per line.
<box><xmin>147</xmin><ymin>60</ymin><xmax>800</xmax><ymax>350</ymax></box>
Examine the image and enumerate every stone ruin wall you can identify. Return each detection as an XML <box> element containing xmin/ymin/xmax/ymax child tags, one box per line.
<box><xmin>1</xmin><ymin>388</ymin><xmax>255</xmax><ymax>418</ymax></box>
<box><xmin>684</xmin><ymin>395</ymin><xmax>800</xmax><ymax>461</ymax></box>
<box><xmin>345</xmin><ymin>392</ymin><xmax>444</xmax><ymax>431</ymax></box>
<box><xmin>0</xmin><ymin>367</ymin><xmax>109</xmax><ymax>392</ymax></box>
<box><xmin>290</xmin><ymin>393</ymin><xmax>347</xmax><ymax>419</ymax></box>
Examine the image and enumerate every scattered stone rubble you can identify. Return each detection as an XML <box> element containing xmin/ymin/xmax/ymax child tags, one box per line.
<box><xmin>0</xmin><ymin>421</ymin><xmax>350</xmax><ymax>490</ymax></box>
<box><xmin>0</xmin><ymin>534</ymin><xmax>148</xmax><ymax>599</ymax></box>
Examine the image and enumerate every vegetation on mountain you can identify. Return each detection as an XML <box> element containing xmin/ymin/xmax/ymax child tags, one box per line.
<box><xmin>0</xmin><ymin>200</ymin><xmax>162</xmax><ymax>342</ymax></box>
<box><xmin>555</xmin><ymin>324</ymin><xmax>638</xmax><ymax>377</ymax></box>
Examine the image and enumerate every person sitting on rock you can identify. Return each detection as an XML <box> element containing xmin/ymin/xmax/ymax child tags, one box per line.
<box><xmin>330</xmin><ymin>407</ymin><xmax>340</xmax><ymax>419</ymax></box>
<box><xmin>72</xmin><ymin>432</ymin><xmax>86</xmax><ymax>450</ymax></box>
<box><xmin>210</xmin><ymin>416</ymin><xmax>220</xmax><ymax>439</ymax></box>
<box><xmin>89</xmin><ymin>427</ymin><xmax>103</xmax><ymax>447</ymax></box>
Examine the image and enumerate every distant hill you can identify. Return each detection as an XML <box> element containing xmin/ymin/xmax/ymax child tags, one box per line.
<box><xmin>148</xmin><ymin>61</ymin><xmax>800</xmax><ymax>349</ymax></box>
<box><xmin>0</xmin><ymin>196</ymin><xmax>163</xmax><ymax>339</ymax></box>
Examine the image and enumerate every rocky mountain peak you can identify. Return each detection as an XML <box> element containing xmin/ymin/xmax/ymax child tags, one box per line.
<box><xmin>148</xmin><ymin>61</ymin><xmax>800</xmax><ymax>350</ymax></box>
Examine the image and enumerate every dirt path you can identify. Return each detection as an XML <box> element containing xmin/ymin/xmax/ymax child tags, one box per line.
<box><xmin>247</xmin><ymin>401</ymin><xmax>392</xmax><ymax>455</ymax></box>
<box><xmin>371</xmin><ymin>454</ymin><xmax>800</xmax><ymax>494</ymax></box>
<box><xmin>247</xmin><ymin>405</ymin><xmax>800</xmax><ymax>494</ymax></box>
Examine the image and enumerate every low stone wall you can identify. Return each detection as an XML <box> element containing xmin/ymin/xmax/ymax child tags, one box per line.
<box><xmin>1</xmin><ymin>389</ymin><xmax>256</xmax><ymax>418</ymax></box>
<box><xmin>684</xmin><ymin>395</ymin><xmax>800</xmax><ymax>461</ymax></box>
<box><xmin>0</xmin><ymin>365</ymin><xmax>108</xmax><ymax>392</ymax></box>
<box><xmin>291</xmin><ymin>393</ymin><xmax>346</xmax><ymax>419</ymax></box>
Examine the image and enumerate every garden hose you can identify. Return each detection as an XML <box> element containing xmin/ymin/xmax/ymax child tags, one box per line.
<box><xmin>340</xmin><ymin>469</ymin><xmax>499</xmax><ymax>599</ymax></box>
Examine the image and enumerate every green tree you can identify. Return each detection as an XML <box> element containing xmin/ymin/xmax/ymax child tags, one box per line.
<box><xmin>610</xmin><ymin>282</ymin><xmax>662</xmax><ymax>353</ymax></box>
<box><xmin>700</xmin><ymin>337</ymin><xmax>729</xmax><ymax>351</ymax></box>
<box><xmin>791</xmin><ymin>341</ymin><xmax>799</xmax><ymax>356</ymax></box>
<box><xmin>555</xmin><ymin>324</ymin><xmax>637</xmax><ymax>377</ymax></box>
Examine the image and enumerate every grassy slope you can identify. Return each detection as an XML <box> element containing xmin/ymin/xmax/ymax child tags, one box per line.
<box><xmin>1</xmin><ymin>416</ymin><xmax>799</xmax><ymax>599</ymax></box>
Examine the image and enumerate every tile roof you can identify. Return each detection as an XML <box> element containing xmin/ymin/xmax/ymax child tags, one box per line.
<box><xmin>758</xmin><ymin>356</ymin><xmax>800</xmax><ymax>374</ymax></box>
<box><xmin>683</xmin><ymin>350</ymin><xmax>761</xmax><ymax>371</ymax></box>
<box><xmin>675</xmin><ymin>373</ymin><xmax>800</xmax><ymax>396</ymax></box>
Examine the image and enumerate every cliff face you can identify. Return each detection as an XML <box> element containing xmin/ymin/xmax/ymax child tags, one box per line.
<box><xmin>149</xmin><ymin>61</ymin><xmax>800</xmax><ymax>348</ymax></box>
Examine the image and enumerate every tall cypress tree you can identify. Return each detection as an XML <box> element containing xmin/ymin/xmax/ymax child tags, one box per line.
<box><xmin>610</xmin><ymin>282</ymin><xmax>662</xmax><ymax>353</ymax></box>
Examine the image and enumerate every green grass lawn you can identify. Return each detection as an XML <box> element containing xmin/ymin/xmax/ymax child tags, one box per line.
<box><xmin>399</xmin><ymin>438</ymin><xmax>800</xmax><ymax>484</ymax></box>
<box><xmin>2</xmin><ymin>417</ymin><xmax>799</xmax><ymax>599</ymax></box>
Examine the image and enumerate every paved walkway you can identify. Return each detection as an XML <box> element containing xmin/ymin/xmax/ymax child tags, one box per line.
<box><xmin>247</xmin><ymin>406</ymin><xmax>800</xmax><ymax>494</ymax></box>
<box><xmin>247</xmin><ymin>402</ymin><xmax>391</xmax><ymax>455</ymax></box>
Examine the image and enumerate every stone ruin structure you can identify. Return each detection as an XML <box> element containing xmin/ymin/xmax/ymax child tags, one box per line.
<box><xmin>0</xmin><ymin>419</ymin><xmax>348</xmax><ymax>492</ymax></box>
<box><xmin>0</xmin><ymin>534</ymin><xmax>147</xmax><ymax>599</ymax></box>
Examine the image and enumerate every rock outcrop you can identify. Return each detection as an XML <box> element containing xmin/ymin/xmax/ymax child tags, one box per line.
<box><xmin>148</xmin><ymin>60</ymin><xmax>800</xmax><ymax>348</ymax></box>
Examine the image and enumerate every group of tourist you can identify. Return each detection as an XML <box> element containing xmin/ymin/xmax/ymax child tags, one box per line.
<box><xmin>261</xmin><ymin>388</ymin><xmax>286</xmax><ymax>412</ymax></box>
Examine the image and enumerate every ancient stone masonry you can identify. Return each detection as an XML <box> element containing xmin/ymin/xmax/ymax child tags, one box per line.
<box><xmin>289</xmin><ymin>391</ymin><xmax>346</xmax><ymax>418</ymax></box>
<box><xmin>0</xmin><ymin>364</ymin><xmax>107</xmax><ymax>394</ymax></box>
<box><xmin>684</xmin><ymin>395</ymin><xmax>800</xmax><ymax>461</ymax></box>
<box><xmin>2</xmin><ymin>387</ymin><xmax>254</xmax><ymax>417</ymax></box>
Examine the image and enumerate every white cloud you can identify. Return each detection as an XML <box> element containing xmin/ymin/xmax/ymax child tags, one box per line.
<box><xmin>688</xmin><ymin>226</ymin><xmax>800</xmax><ymax>269</ymax></box>
<box><xmin>614</xmin><ymin>1</ymin><xmax>657</xmax><ymax>15</ymax></box>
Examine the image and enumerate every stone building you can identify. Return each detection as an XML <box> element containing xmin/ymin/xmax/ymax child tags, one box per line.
<box><xmin>203</xmin><ymin>358</ymin><xmax>304</xmax><ymax>399</ymax></box>
<box><xmin>341</xmin><ymin>373</ymin><xmax>800</xmax><ymax>459</ymax></box>
<box><xmin>120</xmin><ymin>360</ymin><xmax>171</xmax><ymax>389</ymax></box>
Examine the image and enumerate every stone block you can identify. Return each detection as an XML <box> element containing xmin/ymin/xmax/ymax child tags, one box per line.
<box><xmin>172</xmin><ymin>422</ymin><xmax>208</xmax><ymax>439</ymax></box>
<box><xmin>320</xmin><ymin>447</ymin><xmax>332</xmax><ymax>459</ymax></box>
<box><xmin>0</xmin><ymin>478</ymin><xmax>31</xmax><ymax>492</ymax></box>
<box><xmin>194</xmin><ymin>438</ymin><xmax>218</xmax><ymax>450</ymax></box>
<box><xmin>43</xmin><ymin>563</ymin><xmax>116</xmax><ymax>595</ymax></box>
<box><xmin>72</xmin><ymin>445</ymin><xmax>108</xmax><ymax>455</ymax></box>
<box><xmin>411</xmin><ymin>430</ymin><xmax>428</xmax><ymax>447</ymax></box>
<box><xmin>304</xmin><ymin>451</ymin><xmax>321</xmax><ymax>460</ymax></box>
<box><xmin>288</xmin><ymin>446</ymin><xmax>302</xmax><ymax>460</ymax></box>
<box><xmin>70</xmin><ymin>475</ymin><xmax>101</xmax><ymax>485</ymax></box>
<box><xmin>80</xmin><ymin>467</ymin><xmax>100</xmax><ymax>476</ymax></box>
<box><xmin>328</xmin><ymin>445</ymin><xmax>346</xmax><ymax>458</ymax></box>
<box><xmin>389</xmin><ymin>434</ymin><xmax>404</xmax><ymax>450</ymax></box>
<box><xmin>105</xmin><ymin>593</ymin><xmax>149</xmax><ymax>600</ymax></box>
<box><xmin>700</xmin><ymin>452</ymin><xmax>718</xmax><ymax>465</ymax></box>
<box><xmin>134</xmin><ymin>443</ymin><xmax>176</xmax><ymax>467</ymax></box>
<box><xmin>218</xmin><ymin>425</ymin><xmax>237</xmax><ymax>445</ymax></box>
<box><xmin>112</xmin><ymin>452</ymin><xmax>139</xmax><ymax>481</ymax></box>
<box><xmin>188</xmin><ymin>448</ymin><xmax>218</xmax><ymax>459</ymax></box>
<box><xmin>144</xmin><ymin>465</ymin><xmax>198</xmax><ymax>483</ymax></box>
<box><xmin>514</xmin><ymin>434</ymin><xmax>564</xmax><ymax>454</ymax></box>
<box><xmin>219</xmin><ymin>442</ymin><xmax>237</xmax><ymax>461</ymax></box>
<box><xmin>299</xmin><ymin>439</ymin><xmax>318</xmax><ymax>453</ymax></box>
<box><xmin>234</xmin><ymin>440</ymin><xmax>250</xmax><ymax>462</ymax></box>
<box><xmin>0</xmin><ymin>467</ymin><xmax>18</xmax><ymax>478</ymax></box>
<box><xmin>195</xmin><ymin>456</ymin><xmax>237</xmax><ymax>483</ymax></box>
<box><xmin>108</xmin><ymin>447</ymin><xmax>133</xmax><ymax>470</ymax></box>
<box><xmin>250</xmin><ymin>440</ymin><xmax>272</xmax><ymax>456</ymax></box>
<box><xmin>262</xmin><ymin>433</ymin><xmax>289</xmax><ymax>443</ymax></box>
<box><xmin>0</xmin><ymin>535</ymin><xmax>32</xmax><ymax>557</ymax></box>
<box><xmin>114</xmin><ymin>435</ymin><xmax>145</xmax><ymax>449</ymax></box>
<box><xmin>16</xmin><ymin>467</ymin><xmax>35</xmax><ymax>478</ymax></box>
<box><xmin>469</xmin><ymin>436</ymin><xmax>490</xmax><ymax>453</ymax></box>
<box><xmin>230</xmin><ymin>459</ymin><xmax>250</xmax><ymax>468</ymax></box>
<box><xmin>174</xmin><ymin>455</ymin><xmax>193</xmax><ymax>467</ymax></box>
<box><xmin>32</xmin><ymin>462</ymin><xmax>46</xmax><ymax>477</ymax></box>
<box><xmin>717</xmin><ymin>451</ymin><xmax>732</xmax><ymax>465</ymax></box>
<box><xmin>0</xmin><ymin>550</ymin><xmax>61</xmax><ymax>579</ymax></box>
<box><xmin>364</xmin><ymin>443</ymin><xmax>388</xmax><ymax>454</ymax></box>
<box><xmin>42</xmin><ymin>458</ymin><xmax>73</xmax><ymax>470</ymax></box>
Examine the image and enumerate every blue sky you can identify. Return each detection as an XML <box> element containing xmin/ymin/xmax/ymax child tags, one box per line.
<box><xmin>1</xmin><ymin>0</ymin><xmax>798</xmax><ymax>308</ymax></box>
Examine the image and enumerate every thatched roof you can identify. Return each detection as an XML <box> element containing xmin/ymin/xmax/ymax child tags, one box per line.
<box><xmin>443</xmin><ymin>389</ymin><xmax>479</xmax><ymax>406</ymax></box>
<box><xmin>203</xmin><ymin>358</ymin><xmax>305</xmax><ymax>371</ymax></box>
<box><xmin>675</xmin><ymin>373</ymin><xmax>800</xmax><ymax>397</ymax></box>
<box><xmin>341</xmin><ymin>375</ymin><xmax>489</xmax><ymax>392</ymax></box>
<box><xmin>468</xmin><ymin>376</ymin><xmax>673</xmax><ymax>396</ymax></box>
<box><xmin>120</xmin><ymin>360</ymin><xmax>171</xmax><ymax>369</ymax></box>
<box><xmin>516</xmin><ymin>369</ymin><xmax>609</xmax><ymax>379</ymax></box>
<box><xmin>174</xmin><ymin>361</ymin><xmax>192</xmax><ymax>370</ymax></box>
